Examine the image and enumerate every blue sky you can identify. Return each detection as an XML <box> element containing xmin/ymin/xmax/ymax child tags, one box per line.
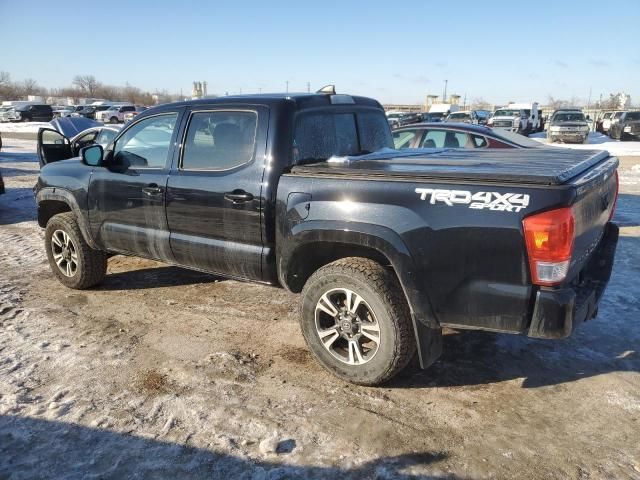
<box><xmin>1</xmin><ymin>0</ymin><xmax>638</xmax><ymax>105</ymax></box>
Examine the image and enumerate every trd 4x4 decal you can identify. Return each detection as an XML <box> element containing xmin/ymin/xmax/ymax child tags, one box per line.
<box><xmin>415</xmin><ymin>188</ymin><xmax>530</xmax><ymax>212</ymax></box>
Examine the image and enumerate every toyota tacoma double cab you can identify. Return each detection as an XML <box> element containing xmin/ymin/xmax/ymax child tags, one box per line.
<box><xmin>35</xmin><ymin>90</ymin><xmax>619</xmax><ymax>385</ymax></box>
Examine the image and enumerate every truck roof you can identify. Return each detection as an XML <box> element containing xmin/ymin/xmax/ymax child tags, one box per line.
<box><xmin>155</xmin><ymin>93</ymin><xmax>383</xmax><ymax>111</ymax></box>
<box><xmin>291</xmin><ymin>148</ymin><xmax>613</xmax><ymax>186</ymax></box>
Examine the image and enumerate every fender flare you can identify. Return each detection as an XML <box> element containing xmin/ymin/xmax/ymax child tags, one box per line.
<box><xmin>36</xmin><ymin>187</ymin><xmax>99</xmax><ymax>249</ymax></box>
<box><xmin>279</xmin><ymin>220</ymin><xmax>443</xmax><ymax>368</ymax></box>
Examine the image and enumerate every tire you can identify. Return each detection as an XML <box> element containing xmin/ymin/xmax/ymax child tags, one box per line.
<box><xmin>22</xmin><ymin>115</ymin><xmax>30</xmax><ymax>123</ymax></box>
<box><xmin>44</xmin><ymin>212</ymin><xmax>107</xmax><ymax>289</ymax></box>
<box><xmin>110</xmin><ymin>116</ymin><xmax>119</xmax><ymax>124</ymax></box>
<box><xmin>300</xmin><ymin>257</ymin><xmax>416</xmax><ymax>386</ymax></box>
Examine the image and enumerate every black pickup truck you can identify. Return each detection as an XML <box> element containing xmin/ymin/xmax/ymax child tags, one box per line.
<box><xmin>35</xmin><ymin>91</ymin><xmax>619</xmax><ymax>385</ymax></box>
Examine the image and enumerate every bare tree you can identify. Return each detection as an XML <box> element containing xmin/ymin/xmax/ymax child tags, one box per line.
<box><xmin>21</xmin><ymin>78</ymin><xmax>43</xmax><ymax>96</ymax></box>
<box><xmin>546</xmin><ymin>95</ymin><xmax>569</xmax><ymax>110</ymax></box>
<box><xmin>470</xmin><ymin>97</ymin><xmax>492</xmax><ymax>110</ymax></box>
<box><xmin>0</xmin><ymin>71</ymin><xmax>10</xmax><ymax>87</ymax></box>
<box><xmin>72</xmin><ymin>75</ymin><xmax>100</xmax><ymax>96</ymax></box>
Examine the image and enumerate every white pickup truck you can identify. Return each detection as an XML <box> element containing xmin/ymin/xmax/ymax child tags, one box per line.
<box><xmin>489</xmin><ymin>102</ymin><xmax>541</xmax><ymax>135</ymax></box>
<box><xmin>95</xmin><ymin>104</ymin><xmax>136</xmax><ymax>124</ymax></box>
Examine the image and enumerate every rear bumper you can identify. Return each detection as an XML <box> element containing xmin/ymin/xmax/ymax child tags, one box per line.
<box><xmin>528</xmin><ymin>222</ymin><xmax>618</xmax><ymax>339</ymax></box>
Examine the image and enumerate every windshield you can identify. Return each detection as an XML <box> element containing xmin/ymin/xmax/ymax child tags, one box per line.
<box><xmin>386</xmin><ymin>113</ymin><xmax>402</xmax><ymax>119</ymax></box>
<box><xmin>294</xmin><ymin>110</ymin><xmax>393</xmax><ymax>163</ymax></box>
<box><xmin>494</xmin><ymin>109</ymin><xmax>520</xmax><ymax>117</ymax></box>
<box><xmin>553</xmin><ymin>112</ymin><xmax>585</xmax><ymax>122</ymax></box>
<box><xmin>449</xmin><ymin>113</ymin><xmax>470</xmax><ymax>120</ymax></box>
<box><xmin>429</xmin><ymin>112</ymin><xmax>445</xmax><ymax>119</ymax></box>
<box><xmin>626</xmin><ymin>112</ymin><xmax>640</xmax><ymax>121</ymax></box>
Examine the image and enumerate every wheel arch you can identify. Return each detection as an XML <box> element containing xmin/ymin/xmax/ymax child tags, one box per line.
<box><xmin>278</xmin><ymin>223</ymin><xmax>443</xmax><ymax>369</ymax></box>
<box><xmin>36</xmin><ymin>187</ymin><xmax>98</xmax><ymax>249</ymax></box>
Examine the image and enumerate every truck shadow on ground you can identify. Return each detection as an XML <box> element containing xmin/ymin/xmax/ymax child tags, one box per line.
<box><xmin>0</xmin><ymin>187</ymin><xmax>37</xmax><ymax>225</ymax></box>
<box><xmin>0</xmin><ymin>415</ymin><xmax>466</xmax><ymax>480</ymax></box>
<box><xmin>0</xmin><ymin>150</ymin><xmax>39</xmax><ymax>163</ymax></box>
<box><xmin>614</xmin><ymin>194</ymin><xmax>639</xmax><ymax>227</ymax></box>
<box><xmin>100</xmin><ymin>265</ymin><xmax>223</xmax><ymax>291</ymax></box>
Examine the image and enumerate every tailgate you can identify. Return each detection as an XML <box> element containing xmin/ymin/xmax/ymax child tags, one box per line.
<box><xmin>567</xmin><ymin>156</ymin><xmax>619</xmax><ymax>282</ymax></box>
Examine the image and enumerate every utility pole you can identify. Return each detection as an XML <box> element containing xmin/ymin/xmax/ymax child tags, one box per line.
<box><xmin>307</xmin><ymin>81</ymin><xmax>310</xmax><ymax>93</ymax></box>
<box><xmin>443</xmin><ymin>79</ymin><xmax>448</xmax><ymax>103</ymax></box>
<box><xmin>463</xmin><ymin>92</ymin><xmax>467</xmax><ymax>110</ymax></box>
<box><xmin>286</xmin><ymin>81</ymin><xmax>289</xmax><ymax>93</ymax></box>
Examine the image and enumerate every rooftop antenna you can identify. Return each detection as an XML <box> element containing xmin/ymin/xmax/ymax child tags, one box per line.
<box><xmin>316</xmin><ymin>84</ymin><xmax>336</xmax><ymax>94</ymax></box>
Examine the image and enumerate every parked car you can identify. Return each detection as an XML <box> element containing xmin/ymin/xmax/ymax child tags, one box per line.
<box><xmin>386</xmin><ymin>111</ymin><xmax>404</xmax><ymax>129</ymax></box>
<box><xmin>72</xmin><ymin>105</ymin><xmax>110</xmax><ymax>120</ymax></box>
<box><xmin>37</xmin><ymin>117</ymin><xmax>121</xmax><ymax>167</ymax></box>
<box><xmin>0</xmin><ymin>106</ymin><xmax>17</xmax><ymax>122</ymax></box>
<box><xmin>547</xmin><ymin>109</ymin><xmax>590</xmax><ymax>144</ymax></box>
<box><xmin>445</xmin><ymin>110</ymin><xmax>483</xmax><ymax>125</ymax></box>
<box><xmin>52</xmin><ymin>106</ymin><xmax>77</xmax><ymax>118</ymax></box>
<box><xmin>608</xmin><ymin>111</ymin><xmax>640</xmax><ymax>141</ymax></box>
<box><xmin>489</xmin><ymin>103</ymin><xmax>542</xmax><ymax>134</ymax></box>
<box><xmin>392</xmin><ymin>122</ymin><xmax>544</xmax><ymax>149</ymax></box>
<box><xmin>123</xmin><ymin>106</ymin><xmax>148</xmax><ymax>123</ymax></box>
<box><xmin>11</xmin><ymin>104</ymin><xmax>53</xmax><ymax>122</ymax></box>
<box><xmin>608</xmin><ymin>111</ymin><xmax>625</xmax><ymax>135</ymax></box>
<box><xmin>596</xmin><ymin>111</ymin><xmax>614</xmax><ymax>133</ymax></box>
<box><xmin>35</xmin><ymin>92</ymin><xmax>619</xmax><ymax>385</ymax></box>
<box><xmin>95</xmin><ymin>104</ymin><xmax>136</xmax><ymax>124</ymax></box>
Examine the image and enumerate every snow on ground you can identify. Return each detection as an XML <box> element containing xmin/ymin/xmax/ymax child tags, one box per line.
<box><xmin>530</xmin><ymin>131</ymin><xmax>640</xmax><ymax>156</ymax></box>
<box><xmin>0</xmin><ymin>121</ymin><xmax>51</xmax><ymax>134</ymax></box>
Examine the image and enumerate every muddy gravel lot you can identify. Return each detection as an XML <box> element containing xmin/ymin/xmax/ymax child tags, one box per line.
<box><xmin>1</xmin><ymin>137</ymin><xmax>639</xmax><ymax>479</ymax></box>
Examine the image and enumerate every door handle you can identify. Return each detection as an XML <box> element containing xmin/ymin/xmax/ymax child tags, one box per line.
<box><xmin>224</xmin><ymin>190</ymin><xmax>254</xmax><ymax>203</ymax></box>
<box><xmin>142</xmin><ymin>184</ymin><xmax>163</xmax><ymax>196</ymax></box>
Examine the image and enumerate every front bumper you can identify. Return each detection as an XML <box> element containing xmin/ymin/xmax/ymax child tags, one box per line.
<box><xmin>528</xmin><ymin>223</ymin><xmax>618</xmax><ymax>339</ymax></box>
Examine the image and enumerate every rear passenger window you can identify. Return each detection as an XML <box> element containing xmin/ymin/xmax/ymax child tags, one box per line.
<box><xmin>420</xmin><ymin>130</ymin><xmax>467</xmax><ymax>148</ymax></box>
<box><xmin>182</xmin><ymin>111</ymin><xmax>257</xmax><ymax>170</ymax></box>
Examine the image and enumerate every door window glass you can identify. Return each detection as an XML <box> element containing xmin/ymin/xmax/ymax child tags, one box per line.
<box><xmin>42</xmin><ymin>129</ymin><xmax>67</xmax><ymax>145</ymax></box>
<box><xmin>96</xmin><ymin>129</ymin><xmax>117</xmax><ymax>147</ymax></box>
<box><xmin>392</xmin><ymin>130</ymin><xmax>416</xmax><ymax>149</ymax></box>
<box><xmin>113</xmin><ymin>113</ymin><xmax>177</xmax><ymax>168</ymax></box>
<box><xmin>419</xmin><ymin>130</ymin><xmax>468</xmax><ymax>148</ymax></box>
<box><xmin>181</xmin><ymin>111</ymin><xmax>257</xmax><ymax>170</ymax></box>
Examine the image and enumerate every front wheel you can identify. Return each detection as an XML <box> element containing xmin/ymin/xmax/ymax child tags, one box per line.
<box><xmin>45</xmin><ymin>212</ymin><xmax>107</xmax><ymax>289</ymax></box>
<box><xmin>110</xmin><ymin>116</ymin><xmax>119</xmax><ymax>124</ymax></box>
<box><xmin>300</xmin><ymin>258</ymin><xmax>416</xmax><ymax>385</ymax></box>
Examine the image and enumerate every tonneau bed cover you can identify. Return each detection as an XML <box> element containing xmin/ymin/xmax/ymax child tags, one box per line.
<box><xmin>291</xmin><ymin>148</ymin><xmax>612</xmax><ymax>186</ymax></box>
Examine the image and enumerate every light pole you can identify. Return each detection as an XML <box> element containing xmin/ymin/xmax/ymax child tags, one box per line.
<box><xmin>286</xmin><ymin>81</ymin><xmax>289</xmax><ymax>93</ymax></box>
<box><xmin>443</xmin><ymin>79</ymin><xmax>448</xmax><ymax>103</ymax></box>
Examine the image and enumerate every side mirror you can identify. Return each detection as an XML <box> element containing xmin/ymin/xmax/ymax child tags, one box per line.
<box><xmin>81</xmin><ymin>144</ymin><xmax>104</xmax><ymax>167</ymax></box>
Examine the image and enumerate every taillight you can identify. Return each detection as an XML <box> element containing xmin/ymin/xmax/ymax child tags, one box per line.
<box><xmin>608</xmin><ymin>170</ymin><xmax>619</xmax><ymax>221</ymax></box>
<box><xmin>523</xmin><ymin>207</ymin><xmax>575</xmax><ymax>286</ymax></box>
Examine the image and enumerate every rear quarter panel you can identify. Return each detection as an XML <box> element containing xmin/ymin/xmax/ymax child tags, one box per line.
<box><xmin>277</xmin><ymin>173</ymin><xmax>576</xmax><ymax>332</ymax></box>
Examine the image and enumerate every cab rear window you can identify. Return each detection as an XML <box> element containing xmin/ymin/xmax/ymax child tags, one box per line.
<box><xmin>293</xmin><ymin>110</ymin><xmax>392</xmax><ymax>163</ymax></box>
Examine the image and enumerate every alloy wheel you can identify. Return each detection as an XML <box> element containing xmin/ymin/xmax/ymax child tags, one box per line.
<box><xmin>314</xmin><ymin>288</ymin><xmax>381</xmax><ymax>365</ymax></box>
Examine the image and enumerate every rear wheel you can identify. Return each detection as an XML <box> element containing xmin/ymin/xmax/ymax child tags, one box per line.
<box><xmin>45</xmin><ymin>212</ymin><xmax>107</xmax><ymax>289</ymax></box>
<box><xmin>300</xmin><ymin>258</ymin><xmax>416</xmax><ymax>385</ymax></box>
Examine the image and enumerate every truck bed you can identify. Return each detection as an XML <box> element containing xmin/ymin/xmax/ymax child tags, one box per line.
<box><xmin>291</xmin><ymin>148</ymin><xmax>611</xmax><ymax>186</ymax></box>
